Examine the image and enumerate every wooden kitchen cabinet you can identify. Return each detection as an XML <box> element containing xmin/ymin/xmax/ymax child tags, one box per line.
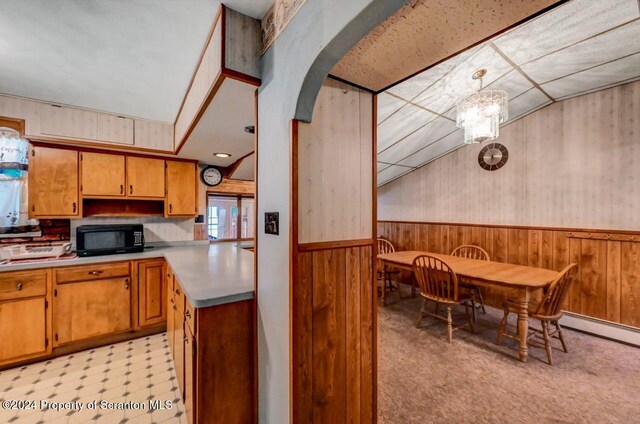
<box><xmin>127</xmin><ymin>156</ymin><xmax>165</xmax><ymax>198</ymax></box>
<box><xmin>0</xmin><ymin>269</ymin><xmax>51</xmax><ymax>366</ymax></box>
<box><xmin>166</xmin><ymin>161</ymin><xmax>197</xmax><ymax>216</ymax></box>
<box><xmin>137</xmin><ymin>259</ymin><xmax>167</xmax><ymax>328</ymax></box>
<box><xmin>97</xmin><ymin>114</ymin><xmax>134</xmax><ymax>145</ymax></box>
<box><xmin>40</xmin><ymin>103</ymin><xmax>98</xmax><ymax>140</ymax></box>
<box><xmin>168</xmin><ymin>270</ymin><xmax>255</xmax><ymax>423</ymax></box>
<box><xmin>29</xmin><ymin>146</ymin><xmax>80</xmax><ymax>218</ymax></box>
<box><xmin>81</xmin><ymin>152</ymin><xmax>126</xmax><ymax>197</ymax></box>
<box><xmin>54</xmin><ymin>276</ymin><xmax>132</xmax><ymax>346</ymax></box>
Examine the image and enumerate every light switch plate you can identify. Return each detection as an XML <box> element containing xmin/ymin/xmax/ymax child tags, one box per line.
<box><xmin>265</xmin><ymin>212</ymin><xmax>279</xmax><ymax>235</ymax></box>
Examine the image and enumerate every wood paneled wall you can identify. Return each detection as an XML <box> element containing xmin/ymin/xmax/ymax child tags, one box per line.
<box><xmin>293</xmin><ymin>245</ymin><xmax>374</xmax><ymax>423</ymax></box>
<box><xmin>297</xmin><ymin>78</ymin><xmax>373</xmax><ymax>244</ymax></box>
<box><xmin>378</xmin><ymin>221</ymin><xmax>640</xmax><ymax>327</ymax></box>
<box><xmin>292</xmin><ymin>77</ymin><xmax>376</xmax><ymax>423</ymax></box>
<box><xmin>378</xmin><ymin>80</ymin><xmax>640</xmax><ymax>232</ymax></box>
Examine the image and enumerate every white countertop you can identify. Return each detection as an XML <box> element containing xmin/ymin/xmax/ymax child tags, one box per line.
<box><xmin>0</xmin><ymin>241</ymin><xmax>255</xmax><ymax>308</ymax></box>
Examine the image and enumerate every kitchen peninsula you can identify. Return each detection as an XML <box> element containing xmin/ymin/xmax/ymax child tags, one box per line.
<box><xmin>0</xmin><ymin>241</ymin><xmax>255</xmax><ymax>423</ymax></box>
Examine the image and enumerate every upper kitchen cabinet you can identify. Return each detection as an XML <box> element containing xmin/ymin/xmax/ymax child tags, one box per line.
<box><xmin>29</xmin><ymin>146</ymin><xmax>80</xmax><ymax>218</ymax></box>
<box><xmin>166</xmin><ymin>161</ymin><xmax>197</xmax><ymax>217</ymax></box>
<box><xmin>81</xmin><ymin>152</ymin><xmax>126</xmax><ymax>197</ymax></box>
<box><xmin>174</xmin><ymin>5</ymin><xmax>260</xmax><ymax>152</ymax></box>
<box><xmin>127</xmin><ymin>156</ymin><xmax>166</xmax><ymax>199</ymax></box>
<box><xmin>0</xmin><ymin>94</ymin><xmax>173</xmax><ymax>152</ymax></box>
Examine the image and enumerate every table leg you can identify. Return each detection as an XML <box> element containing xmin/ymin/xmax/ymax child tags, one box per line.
<box><xmin>516</xmin><ymin>288</ymin><xmax>530</xmax><ymax>363</ymax></box>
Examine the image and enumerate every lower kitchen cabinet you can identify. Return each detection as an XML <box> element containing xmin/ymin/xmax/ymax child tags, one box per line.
<box><xmin>0</xmin><ymin>268</ymin><xmax>52</xmax><ymax>366</ymax></box>
<box><xmin>136</xmin><ymin>259</ymin><xmax>167</xmax><ymax>328</ymax></box>
<box><xmin>168</xmin><ymin>270</ymin><xmax>255</xmax><ymax>424</ymax></box>
<box><xmin>54</xmin><ymin>276</ymin><xmax>132</xmax><ymax>345</ymax></box>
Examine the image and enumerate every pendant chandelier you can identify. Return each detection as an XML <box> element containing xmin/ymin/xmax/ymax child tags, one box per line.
<box><xmin>456</xmin><ymin>69</ymin><xmax>508</xmax><ymax>144</ymax></box>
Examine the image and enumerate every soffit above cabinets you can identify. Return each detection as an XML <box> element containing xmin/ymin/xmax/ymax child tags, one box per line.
<box><xmin>330</xmin><ymin>0</ymin><xmax>560</xmax><ymax>92</ymax></box>
<box><xmin>0</xmin><ymin>0</ymin><xmax>272</xmax><ymax>123</ymax></box>
<box><xmin>376</xmin><ymin>0</ymin><xmax>640</xmax><ymax>187</ymax></box>
<box><xmin>177</xmin><ymin>78</ymin><xmax>255</xmax><ymax>174</ymax></box>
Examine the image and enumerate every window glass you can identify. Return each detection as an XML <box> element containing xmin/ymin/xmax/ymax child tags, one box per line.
<box><xmin>241</xmin><ymin>198</ymin><xmax>255</xmax><ymax>239</ymax></box>
<box><xmin>207</xmin><ymin>196</ymin><xmax>238</xmax><ymax>240</ymax></box>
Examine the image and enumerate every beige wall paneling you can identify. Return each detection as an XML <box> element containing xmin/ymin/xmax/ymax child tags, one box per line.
<box><xmin>134</xmin><ymin>120</ymin><xmax>174</xmax><ymax>151</ymax></box>
<box><xmin>297</xmin><ymin>78</ymin><xmax>373</xmax><ymax>243</ymax></box>
<box><xmin>0</xmin><ymin>94</ymin><xmax>41</xmax><ymax>135</ymax></box>
<box><xmin>378</xmin><ymin>81</ymin><xmax>640</xmax><ymax>231</ymax></box>
<box><xmin>224</xmin><ymin>7</ymin><xmax>261</xmax><ymax>78</ymax></box>
<box><xmin>97</xmin><ymin>114</ymin><xmax>134</xmax><ymax>145</ymax></box>
<box><xmin>174</xmin><ymin>16</ymin><xmax>223</xmax><ymax>145</ymax></box>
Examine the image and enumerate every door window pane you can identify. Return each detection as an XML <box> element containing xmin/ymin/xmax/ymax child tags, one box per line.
<box><xmin>207</xmin><ymin>196</ymin><xmax>237</xmax><ymax>240</ymax></box>
<box><xmin>241</xmin><ymin>198</ymin><xmax>255</xmax><ymax>239</ymax></box>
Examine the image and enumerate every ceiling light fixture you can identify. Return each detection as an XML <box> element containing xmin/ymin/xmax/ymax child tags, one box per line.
<box><xmin>214</xmin><ymin>152</ymin><xmax>232</xmax><ymax>158</ymax></box>
<box><xmin>456</xmin><ymin>69</ymin><xmax>508</xmax><ymax>144</ymax></box>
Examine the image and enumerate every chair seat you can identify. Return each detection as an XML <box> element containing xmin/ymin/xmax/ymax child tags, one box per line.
<box><xmin>421</xmin><ymin>293</ymin><xmax>475</xmax><ymax>306</ymax></box>
<box><xmin>502</xmin><ymin>299</ymin><xmax>562</xmax><ymax>321</ymax></box>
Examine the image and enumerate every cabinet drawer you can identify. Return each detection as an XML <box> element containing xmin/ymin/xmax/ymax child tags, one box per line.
<box><xmin>0</xmin><ymin>271</ymin><xmax>47</xmax><ymax>301</ymax></box>
<box><xmin>185</xmin><ymin>299</ymin><xmax>195</xmax><ymax>335</ymax></box>
<box><xmin>55</xmin><ymin>262</ymin><xmax>130</xmax><ymax>284</ymax></box>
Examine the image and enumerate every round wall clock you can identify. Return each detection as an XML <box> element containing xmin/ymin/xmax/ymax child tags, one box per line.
<box><xmin>201</xmin><ymin>166</ymin><xmax>223</xmax><ymax>187</ymax></box>
<box><xmin>478</xmin><ymin>143</ymin><xmax>508</xmax><ymax>171</ymax></box>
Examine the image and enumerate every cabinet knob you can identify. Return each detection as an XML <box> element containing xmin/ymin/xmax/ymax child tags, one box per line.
<box><xmin>16</xmin><ymin>282</ymin><xmax>23</xmax><ymax>291</ymax></box>
<box><xmin>169</xmin><ymin>204</ymin><xmax>173</xmax><ymax>213</ymax></box>
<box><xmin>183</xmin><ymin>335</ymin><xmax>188</xmax><ymax>342</ymax></box>
<box><xmin>125</xmin><ymin>282</ymin><xmax>129</xmax><ymax>290</ymax></box>
<box><xmin>129</xmin><ymin>185</ymin><xmax>133</xmax><ymax>195</ymax></box>
<box><xmin>184</xmin><ymin>310</ymin><xmax>191</xmax><ymax>318</ymax></box>
<box><xmin>72</xmin><ymin>202</ymin><xmax>77</xmax><ymax>213</ymax></box>
<box><xmin>88</xmin><ymin>270</ymin><xmax>103</xmax><ymax>276</ymax></box>
<box><xmin>120</xmin><ymin>184</ymin><xmax>124</xmax><ymax>194</ymax></box>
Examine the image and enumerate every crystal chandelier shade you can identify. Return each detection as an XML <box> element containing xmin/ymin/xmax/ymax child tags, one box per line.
<box><xmin>456</xmin><ymin>70</ymin><xmax>509</xmax><ymax>144</ymax></box>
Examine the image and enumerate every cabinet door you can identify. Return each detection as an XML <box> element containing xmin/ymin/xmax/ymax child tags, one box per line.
<box><xmin>173</xmin><ymin>309</ymin><xmax>185</xmax><ymax>398</ymax></box>
<box><xmin>166</xmin><ymin>161</ymin><xmax>197</xmax><ymax>216</ymax></box>
<box><xmin>29</xmin><ymin>146</ymin><xmax>79</xmax><ymax>217</ymax></box>
<box><xmin>127</xmin><ymin>156</ymin><xmax>165</xmax><ymax>198</ymax></box>
<box><xmin>40</xmin><ymin>103</ymin><xmax>98</xmax><ymax>140</ymax></box>
<box><xmin>167</xmin><ymin>268</ymin><xmax>175</xmax><ymax>356</ymax></box>
<box><xmin>0</xmin><ymin>297</ymin><xmax>48</xmax><ymax>363</ymax></box>
<box><xmin>97</xmin><ymin>114</ymin><xmax>134</xmax><ymax>145</ymax></box>
<box><xmin>138</xmin><ymin>260</ymin><xmax>166</xmax><ymax>328</ymax></box>
<box><xmin>54</xmin><ymin>277</ymin><xmax>131</xmax><ymax>345</ymax></box>
<box><xmin>81</xmin><ymin>152</ymin><xmax>126</xmax><ymax>197</ymax></box>
<box><xmin>134</xmin><ymin>120</ymin><xmax>173</xmax><ymax>151</ymax></box>
<box><xmin>184</xmin><ymin>327</ymin><xmax>195</xmax><ymax>424</ymax></box>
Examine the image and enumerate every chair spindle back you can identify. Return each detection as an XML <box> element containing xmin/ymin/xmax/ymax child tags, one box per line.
<box><xmin>535</xmin><ymin>263</ymin><xmax>579</xmax><ymax>318</ymax></box>
<box><xmin>377</xmin><ymin>238</ymin><xmax>396</xmax><ymax>270</ymax></box>
<box><xmin>412</xmin><ymin>255</ymin><xmax>459</xmax><ymax>302</ymax></box>
<box><xmin>450</xmin><ymin>245</ymin><xmax>490</xmax><ymax>261</ymax></box>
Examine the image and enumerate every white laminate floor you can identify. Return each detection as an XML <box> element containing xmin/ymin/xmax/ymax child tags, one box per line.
<box><xmin>0</xmin><ymin>333</ymin><xmax>186</xmax><ymax>424</ymax></box>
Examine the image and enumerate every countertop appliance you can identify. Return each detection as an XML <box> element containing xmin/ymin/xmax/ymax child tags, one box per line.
<box><xmin>76</xmin><ymin>224</ymin><xmax>144</xmax><ymax>257</ymax></box>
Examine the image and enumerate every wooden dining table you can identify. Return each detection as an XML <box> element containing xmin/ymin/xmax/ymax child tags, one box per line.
<box><xmin>377</xmin><ymin>251</ymin><xmax>560</xmax><ymax>362</ymax></box>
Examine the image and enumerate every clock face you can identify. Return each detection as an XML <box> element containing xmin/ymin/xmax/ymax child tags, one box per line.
<box><xmin>201</xmin><ymin>166</ymin><xmax>223</xmax><ymax>186</ymax></box>
<box><xmin>478</xmin><ymin>143</ymin><xmax>509</xmax><ymax>171</ymax></box>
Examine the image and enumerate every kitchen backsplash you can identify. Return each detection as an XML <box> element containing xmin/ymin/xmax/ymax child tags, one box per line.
<box><xmin>70</xmin><ymin>217</ymin><xmax>195</xmax><ymax>245</ymax></box>
<box><xmin>0</xmin><ymin>219</ymin><xmax>70</xmax><ymax>244</ymax></box>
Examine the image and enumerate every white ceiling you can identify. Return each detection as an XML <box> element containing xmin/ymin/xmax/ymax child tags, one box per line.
<box><xmin>377</xmin><ymin>0</ymin><xmax>640</xmax><ymax>186</ymax></box>
<box><xmin>0</xmin><ymin>0</ymin><xmax>272</xmax><ymax>123</ymax></box>
<box><xmin>178</xmin><ymin>78</ymin><xmax>255</xmax><ymax>170</ymax></box>
<box><xmin>230</xmin><ymin>152</ymin><xmax>255</xmax><ymax>180</ymax></box>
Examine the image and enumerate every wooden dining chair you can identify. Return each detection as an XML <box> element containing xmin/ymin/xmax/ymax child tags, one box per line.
<box><xmin>496</xmin><ymin>263</ymin><xmax>579</xmax><ymax>365</ymax></box>
<box><xmin>412</xmin><ymin>255</ymin><xmax>476</xmax><ymax>343</ymax></box>
<box><xmin>451</xmin><ymin>245</ymin><xmax>490</xmax><ymax>320</ymax></box>
<box><xmin>377</xmin><ymin>238</ymin><xmax>401</xmax><ymax>305</ymax></box>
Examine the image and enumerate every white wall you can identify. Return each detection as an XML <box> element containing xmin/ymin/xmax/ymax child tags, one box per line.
<box><xmin>378</xmin><ymin>80</ymin><xmax>640</xmax><ymax>231</ymax></box>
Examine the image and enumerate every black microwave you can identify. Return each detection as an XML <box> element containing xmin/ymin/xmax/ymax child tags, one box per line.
<box><xmin>76</xmin><ymin>224</ymin><xmax>144</xmax><ymax>257</ymax></box>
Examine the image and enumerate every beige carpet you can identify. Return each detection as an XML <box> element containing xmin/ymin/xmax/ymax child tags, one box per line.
<box><xmin>377</xmin><ymin>290</ymin><xmax>640</xmax><ymax>424</ymax></box>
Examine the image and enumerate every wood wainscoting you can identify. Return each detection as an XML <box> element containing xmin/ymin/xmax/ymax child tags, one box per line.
<box><xmin>292</xmin><ymin>241</ymin><xmax>375</xmax><ymax>423</ymax></box>
<box><xmin>378</xmin><ymin>221</ymin><xmax>640</xmax><ymax>328</ymax></box>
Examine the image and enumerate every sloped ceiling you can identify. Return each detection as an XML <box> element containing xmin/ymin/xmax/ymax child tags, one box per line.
<box><xmin>0</xmin><ymin>0</ymin><xmax>272</xmax><ymax>123</ymax></box>
<box><xmin>331</xmin><ymin>0</ymin><xmax>561</xmax><ymax>92</ymax></box>
<box><xmin>377</xmin><ymin>0</ymin><xmax>640</xmax><ymax>186</ymax></box>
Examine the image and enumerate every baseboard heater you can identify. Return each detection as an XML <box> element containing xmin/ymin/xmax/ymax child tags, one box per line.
<box><xmin>560</xmin><ymin>312</ymin><xmax>640</xmax><ymax>347</ymax></box>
